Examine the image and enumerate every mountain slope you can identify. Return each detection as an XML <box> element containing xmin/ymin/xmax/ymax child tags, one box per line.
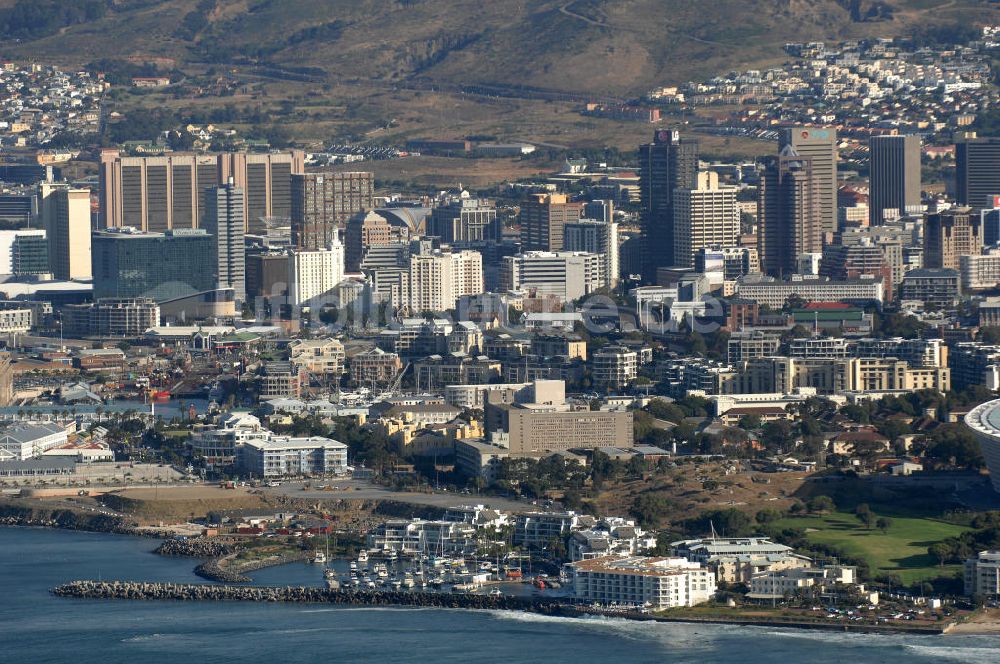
<box><xmin>0</xmin><ymin>0</ymin><xmax>996</xmax><ymax>96</ymax></box>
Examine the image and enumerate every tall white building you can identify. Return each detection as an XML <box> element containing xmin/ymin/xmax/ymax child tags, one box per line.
<box><xmin>499</xmin><ymin>251</ymin><xmax>602</xmax><ymax>302</ymax></box>
<box><xmin>288</xmin><ymin>231</ymin><xmax>345</xmax><ymax>307</ymax></box>
<box><xmin>965</xmin><ymin>550</ymin><xmax>1000</xmax><ymax>597</ymax></box>
<box><xmin>564</xmin><ymin>219</ymin><xmax>619</xmax><ymax>289</ymax></box>
<box><xmin>672</xmin><ymin>171</ymin><xmax>740</xmax><ymax>269</ymax></box>
<box><xmin>39</xmin><ymin>183</ymin><xmax>91</xmax><ymax>280</ymax></box>
<box><xmin>203</xmin><ymin>179</ymin><xmax>246</xmax><ymax>301</ymax></box>
<box><xmin>407</xmin><ymin>249</ymin><xmax>483</xmax><ymax>313</ymax></box>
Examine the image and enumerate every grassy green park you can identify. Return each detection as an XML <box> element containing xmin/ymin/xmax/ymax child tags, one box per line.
<box><xmin>773</xmin><ymin>512</ymin><xmax>969</xmax><ymax>584</ymax></box>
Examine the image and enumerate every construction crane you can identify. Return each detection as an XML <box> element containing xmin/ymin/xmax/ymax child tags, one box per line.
<box><xmin>377</xmin><ymin>362</ymin><xmax>410</xmax><ymax>401</ymax></box>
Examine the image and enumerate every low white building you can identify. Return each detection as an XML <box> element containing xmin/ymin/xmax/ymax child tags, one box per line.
<box><xmin>442</xmin><ymin>504</ymin><xmax>510</xmax><ymax>529</ymax></box>
<box><xmin>237</xmin><ymin>435</ymin><xmax>348</xmax><ymax>478</ymax></box>
<box><xmin>0</xmin><ymin>423</ymin><xmax>70</xmax><ymax>461</ymax></box>
<box><xmin>670</xmin><ymin>536</ymin><xmax>813</xmax><ymax>583</ymax></box>
<box><xmin>569</xmin><ymin>517</ymin><xmax>657</xmax><ymax>561</ymax></box>
<box><xmin>568</xmin><ymin>556</ymin><xmax>716</xmax><ymax>609</ymax></box>
<box><xmin>367</xmin><ymin>518</ymin><xmax>478</xmax><ymax>555</ymax></box>
<box><xmin>0</xmin><ymin>307</ymin><xmax>32</xmax><ymax>333</ymax></box>
<box><xmin>747</xmin><ymin>565</ymin><xmax>857</xmax><ymax>600</ymax></box>
<box><xmin>454</xmin><ymin>438</ymin><xmax>509</xmax><ymax>482</ymax></box>
<box><xmin>514</xmin><ymin>511</ymin><xmax>596</xmax><ymax>549</ymax></box>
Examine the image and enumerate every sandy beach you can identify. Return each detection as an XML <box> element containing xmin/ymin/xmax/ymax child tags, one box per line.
<box><xmin>946</xmin><ymin>608</ymin><xmax>1000</xmax><ymax>635</ymax></box>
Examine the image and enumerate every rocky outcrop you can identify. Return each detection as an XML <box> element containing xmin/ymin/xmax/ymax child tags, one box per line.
<box><xmin>192</xmin><ymin>548</ymin><xmax>312</xmax><ymax>583</ymax></box>
<box><xmin>194</xmin><ymin>560</ymin><xmax>250</xmax><ymax>583</ymax></box>
<box><xmin>0</xmin><ymin>501</ymin><xmax>140</xmax><ymax>535</ymax></box>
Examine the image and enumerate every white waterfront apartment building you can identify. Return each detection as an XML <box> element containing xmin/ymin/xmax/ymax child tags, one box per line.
<box><xmin>237</xmin><ymin>435</ymin><xmax>348</xmax><ymax>478</ymax></box>
<box><xmin>367</xmin><ymin>518</ymin><xmax>478</xmax><ymax>555</ymax></box>
<box><xmin>568</xmin><ymin>556</ymin><xmax>717</xmax><ymax>609</ymax></box>
<box><xmin>965</xmin><ymin>550</ymin><xmax>1000</xmax><ymax>597</ymax></box>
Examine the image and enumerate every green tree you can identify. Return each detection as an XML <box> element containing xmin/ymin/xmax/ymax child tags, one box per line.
<box><xmin>630</xmin><ymin>492</ymin><xmax>673</xmax><ymax>528</ymax></box>
<box><xmin>876</xmin><ymin>517</ymin><xmax>893</xmax><ymax>533</ymax></box>
<box><xmin>807</xmin><ymin>495</ymin><xmax>836</xmax><ymax>513</ymax></box>
<box><xmin>928</xmin><ymin>542</ymin><xmax>952</xmax><ymax>566</ymax></box>
<box><xmin>855</xmin><ymin>503</ymin><xmax>875</xmax><ymax>529</ymax></box>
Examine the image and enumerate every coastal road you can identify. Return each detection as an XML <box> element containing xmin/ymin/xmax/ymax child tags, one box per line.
<box><xmin>265</xmin><ymin>479</ymin><xmax>553</xmax><ymax>513</ymax></box>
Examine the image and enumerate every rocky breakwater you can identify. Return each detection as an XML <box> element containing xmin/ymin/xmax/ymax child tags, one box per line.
<box><xmin>195</xmin><ymin>548</ymin><xmax>312</xmax><ymax>584</ymax></box>
<box><xmin>154</xmin><ymin>538</ymin><xmax>235</xmax><ymax>558</ymax></box>
<box><xmin>52</xmin><ymin>581</ymin><xmax>567</xmax><ymax>614</ymax></box>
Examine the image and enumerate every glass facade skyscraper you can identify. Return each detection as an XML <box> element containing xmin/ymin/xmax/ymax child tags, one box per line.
<box><xmin>92</xmin><ymin>229</ymin><xmax>215</xmax><ymax>301</ymax></box>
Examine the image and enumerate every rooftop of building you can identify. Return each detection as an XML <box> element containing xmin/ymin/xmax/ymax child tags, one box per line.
<box><xmin>964</xmin><ymin>399</ymin><xmax>1000</xmax><ymax>439</ymax></box>
<box><xmin>571</xmin><ymin>555</ymin><xmax>705</xmax><ymax>577</ymax></box>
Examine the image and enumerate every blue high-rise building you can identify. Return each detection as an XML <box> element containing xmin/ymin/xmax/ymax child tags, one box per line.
<box><xmin>91</xmin><ymin>228</ymin><xmax>214</xmax><ymax>301</ymax></box>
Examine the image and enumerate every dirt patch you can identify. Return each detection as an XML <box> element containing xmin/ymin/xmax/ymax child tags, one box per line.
<box><xmin>99</xmin><ymin>487</ymin><xmax>271</xmax><ymax>524</ymax></box>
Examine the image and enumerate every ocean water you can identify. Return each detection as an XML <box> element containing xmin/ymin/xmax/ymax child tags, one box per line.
<box><xmin>3</xmin><ymin>526</ymin><xmax>1000</xmax><ymax>664</ymax></box>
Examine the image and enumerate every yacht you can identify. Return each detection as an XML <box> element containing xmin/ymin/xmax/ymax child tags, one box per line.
<box><xmin>312</xmin><ymin>551</ymin><xmax>327</xmax><ymax>565</ymax></box>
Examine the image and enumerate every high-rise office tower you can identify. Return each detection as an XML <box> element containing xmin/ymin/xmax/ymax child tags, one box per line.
<box><xmin>956</xmin><ymin>133</ymin><xmax>1000</xmax><ymax>209</ymax></box>
<box><xmin>564</xmin><ymin>219</ymin><xmax>619</xmax><ymax>289</ymax></box>
<box><xmin>345</xmin><ymin>211</ymin><xmax>406</xmax><ymax>272</ymax></box>
<box><xmin>91</xmin><ymin>228</ymin><xmax>214</xmax><ymax>300</ymax></box>
<box><xmin>869</xmin><ymin>135</ymin><xmax>921</xmax><ymax>225</ymax></box>
<box><xmin>291</xmin><ymin>172</ymin><xmax>375</xmax><ymax>250</ymax></box>
<box><xmin>519</xmin><ymin>193</ymin><xmax>584</xmax><ymax>252</ymax></box>
<box><xmin>780</xmin><ymin>127</ymin><xmax>837</xmax><ymax>235</ymax></box>
<box><xmin>288</xmin><ymin>231</ymin><xmax>345</xmax><ymax>307</ymax></box>
<box><xmin>671</xmin><ymin>171</ymin><xmax>740</xmax><ymax>269</ymax></box>
<box><xmin>429</xmin><ymin>197</ymin><xmax>499</xmax><ymax>245</ymax></box>
<box><xmin>246</xmin><ymin>251</ymin><xmax>291</xmax><ymax>300</ymax></box>
<box><xmin>203</xmin><ymin>178</ymin><xmax>246</xmax><ymax>301</ymax></box>
<box><xmin>639</xmin><ymin>130</ymin><xmax>698</xmax><ymax>279</ymax></box>
<box><xmin>99</xmin><ymin>149</ymin><xmax>304</xmax><ymax>232</ymax></box>
<box><xmin>758</xmin><ymin>147</ymin><xmax>822</xmax><ymax>277</ymax></box>
<box><xmin>584</xmin><ymin>199</ymin><xmax>614</xmax><ymax>224</ymax></box>
<box><xmin>39</xmin><ymin>183</ymin><xmax>91</xmax><ymax>280</ymax></box>
<box><xmin>924</xmin><ymin>208</ymin><xmax>981</xmax><ymax>270</ymax></box>
<box><xmin>982</xmin><ymin>199</ymin><xmax>1000</xmax><ymax>247</ymax></box>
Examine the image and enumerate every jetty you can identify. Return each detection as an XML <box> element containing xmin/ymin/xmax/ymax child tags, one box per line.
<box><xmin>52</xmin><ymin>580</ymin><xmax>565</xmax><ymax>612</ymax></box>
